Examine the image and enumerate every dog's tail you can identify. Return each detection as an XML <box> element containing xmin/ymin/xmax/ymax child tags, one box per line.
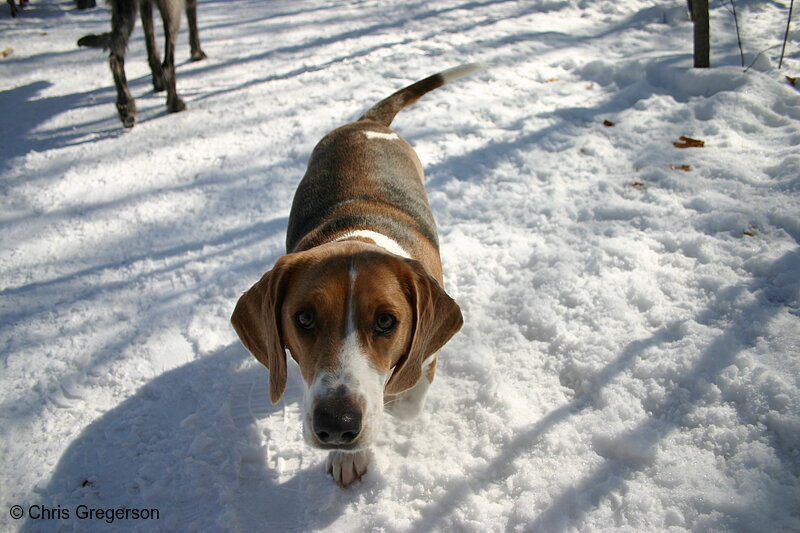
<box><xmin>78</xmin><ymin>0</ymin><xmax>137</xmax><ymax>52</ymax></box>
<box><xmin>78</xmin><ymin>33</ymin><xmax>112</xmax><ymax>49</ymax></box>
<box><xmin>359</xmin><ymin>63</ymin><xmax>485</xmax><ymax>127</ymax></box>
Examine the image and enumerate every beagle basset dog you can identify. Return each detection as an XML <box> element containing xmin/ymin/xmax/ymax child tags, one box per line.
<box><xmin>231</xmin><ymin>64</ymin><xmax>481</xmax><ymax>487</ymax></box>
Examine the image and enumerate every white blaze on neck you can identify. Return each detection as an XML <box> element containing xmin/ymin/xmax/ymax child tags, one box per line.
<box><xmin>363</xmin><ymin>130</ymin><xmax>400</xmax><ymax>141</ymax></box>
<box><xmin>334</xmin><ymin>230</ymin><xmax>411</xmax><ymax>259</ymax></box>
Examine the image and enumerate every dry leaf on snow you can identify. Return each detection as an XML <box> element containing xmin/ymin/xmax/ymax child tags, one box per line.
<box><xmin>673</xmin><ymin>136</ymin><xmax>704</xmax><ymax>148</ymax></box>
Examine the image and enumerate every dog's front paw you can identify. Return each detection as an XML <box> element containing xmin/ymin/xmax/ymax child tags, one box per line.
<box><xmin>326</xmin><ymin>449</ymin><xmax>371</xmax><ymax>488</ymax></box>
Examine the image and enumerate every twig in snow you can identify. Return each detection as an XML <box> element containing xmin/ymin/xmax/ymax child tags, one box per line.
<box><xmin>729</xmin><ymin>0</ymin><xmax>745</xmax><ymax>67</ymax></box>
<box><xmin>779</xmin><ymin>0</ymin><xmax>795</xmax><ymax>69</ymax></box>
<box><xmin>744</xmin><ymin>45</ymin><xmax>781</xmax><ymax>72</ymax></box>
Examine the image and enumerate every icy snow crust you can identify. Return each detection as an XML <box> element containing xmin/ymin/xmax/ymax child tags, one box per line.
<box><xmin>1</xmin><ymin>0</ymin><xmax>799</xmax><ymax>531</ymax></box>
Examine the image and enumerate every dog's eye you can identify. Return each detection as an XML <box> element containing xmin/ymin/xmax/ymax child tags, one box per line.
<box><xmin>375</xmin><ymin>313</ymin><xmax>397</xmax><ymax>334</ymax></box>
<box><xmin>295</xmin><ymin>311</ymin><xmax>315</xmax><ymax>330</ymax></box>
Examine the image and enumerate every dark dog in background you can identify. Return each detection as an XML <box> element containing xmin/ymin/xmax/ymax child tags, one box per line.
<box><xmin>78</xmin><ymin>0</ymin><xmax>206</xmax><ymax>128</ymax></box>
<box><xmin>7</xmin><ymin>0</ymin><xmax>96</xmax><ymax>18</ymax></box>
<box><xmin>6</xmin><ymin>0</ymin><xmax>29</xmax><ymax>17</ymax></box>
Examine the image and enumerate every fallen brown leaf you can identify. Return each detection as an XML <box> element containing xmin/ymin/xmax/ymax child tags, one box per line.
<box><xmin>669</xmin><ymin>164</ymin><xmax>692</xmax><ymax>171</ymax></box>
<box><xmin>1</xmin><ymin>48</ymin><xmax>13</xmax><ymax>59</ymax></box>
<box><xmin>787</xmin><ymin>76</ymin><xmax>798</xmax><ymax>87</ymax></box>
<box><xmin>603</xmin><ymin>120</ymin><xmax>615</xmax><ymax>127</ymax></box>
<box><xmin>673</xmin><ymin>136</ymin><xmax>705</xmax><ymax>149</ymax></box>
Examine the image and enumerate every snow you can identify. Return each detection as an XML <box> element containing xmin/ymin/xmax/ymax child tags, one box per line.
<box><xmin>1</xmin><ymin>0</ymin><xmax>799</xmax><ymax>531</ymax></box>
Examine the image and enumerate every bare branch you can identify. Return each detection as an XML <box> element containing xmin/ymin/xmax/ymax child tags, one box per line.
<box><xmin>779</xmin><ymin>0</ymin><xmax>795</xmax><ymax>69</ymax></box>
<box><xmin>729</xmin><ymin>0</ymin><xmax>745</xmax><ymax>68</ymax></box>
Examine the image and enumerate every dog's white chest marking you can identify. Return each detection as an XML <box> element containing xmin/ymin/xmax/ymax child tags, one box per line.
<box><xmin>334</xmin><ymin>230</ymin><xmax>411</xmax><ymax>259</ymax></box>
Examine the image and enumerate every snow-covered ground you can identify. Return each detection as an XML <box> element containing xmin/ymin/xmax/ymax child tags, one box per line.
<box><xmin>2</xmin><ymin>0</ymin><xmax>799</xmax><ymax>531</ymax></box>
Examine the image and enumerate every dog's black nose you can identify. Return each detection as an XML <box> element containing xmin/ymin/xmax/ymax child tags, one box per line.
<box><xmin>313</xmin><ymin>398</ymin><xmax>362</xmax><ymax>446</ymax></box>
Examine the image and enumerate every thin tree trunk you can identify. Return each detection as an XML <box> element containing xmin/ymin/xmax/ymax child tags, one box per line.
<box><xmin>693</xmin><ymin>0</ymin><xmax>710</xmax><ymax>68</ymax></box>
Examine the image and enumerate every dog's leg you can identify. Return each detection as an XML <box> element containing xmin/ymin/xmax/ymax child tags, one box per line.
<box><xmin>108</xmin><ymin>0</ymin><xmax>138</xmax><ymax>128</ymax></box>
<box><xmin>155</xmin><ymin>0</ymin><xmax>185</xmax><ymax>113</ymax></box>
<box><xmin>140</xmin><ymin>0</ymin><xmax>165</xmax><ymax>92</ymax></box>
<box><xmin>185</xmin><ymin>0</ymin><xmax>206</xmax><ymax>61</ymax></box>
<box><xmin>326</xmin><ymin>449</ymin><xmax>371</xmax><ymax>488</ymax></box>
<box><xmin>384</xmin><ymin>357</ymin><xmax>436</xmax><ymax>421</ymax></box>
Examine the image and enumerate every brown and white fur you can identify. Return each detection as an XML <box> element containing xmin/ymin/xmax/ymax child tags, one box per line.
<box><xmin>231</xmin><ymin>64</ymin><xmax>481</xmax><ymax>487</ymax></box>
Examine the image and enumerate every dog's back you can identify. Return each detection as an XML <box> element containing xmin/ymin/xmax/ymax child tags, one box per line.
<box><xmin>285</xmin><ymin>63</ymin><xmax>484</xmax><ymax>258</ymax></box>
<box><xmin>286</xmin><ymin>120</ymin><xmax>437</xmax><ymax>256</ymax></box>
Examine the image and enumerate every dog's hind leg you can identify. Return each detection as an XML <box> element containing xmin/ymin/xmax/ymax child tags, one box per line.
<box><xmin>141</xmin><ymin>0</ymin><xmax>165</xmax><ymax>92</ymax></box>
<box><xmin>108</xmin><ymin>0</ymin><xmax>138</xmax><ymax>127</ymax></box>
<box><xmin>185</xmin><ymin>0</ymin><xmax>206</xmax><ymax>61</ymax></box>
<box><xmin>155</xmin><ymin>0</ymin><xmax>186</xmax><ymax>113</ymax></box>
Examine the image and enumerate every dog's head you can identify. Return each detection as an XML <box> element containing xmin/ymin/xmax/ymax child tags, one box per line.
<box><xmin>231</xmin><ymin>241</ymin><xmax>463</xmax><ymax>451</ymax></box>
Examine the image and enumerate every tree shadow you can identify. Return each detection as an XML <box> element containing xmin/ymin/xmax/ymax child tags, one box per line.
<box><xmin>0</xmin><ymin>212</ymin><xmax>289</xmax><ymax>433</ymax></box>
<box><xmin>0</xmin><ymin>81</ymin><xmax>123</xmax><ymax>170</ymax></box>
<box><xmin>182</xmin><ymin>0</ymin><xmax>569</xmax><ymax>103</ymax></box>
<box><xmin>409</xmin><ymin>249</ymin><xmax>800</xmax><ymax>531</ymax></box>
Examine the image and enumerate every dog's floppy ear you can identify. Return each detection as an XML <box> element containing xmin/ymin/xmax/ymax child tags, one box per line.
<box><xmin>385</xmin><ymin>260</ymin><xmax>463</xmax><ymax>395</ymax></box>
<box><xmin>231</xmin><ymin>256</ymin><xmax>294</xmax><ymax>404</ymax></box>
